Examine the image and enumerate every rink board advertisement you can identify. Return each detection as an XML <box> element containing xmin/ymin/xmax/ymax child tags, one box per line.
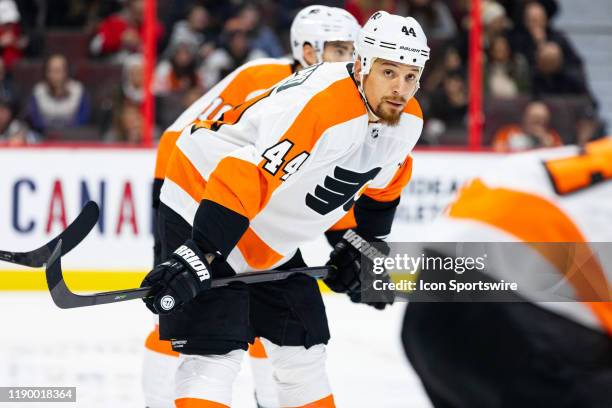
<box><xmin>0</xmin><ymin>148</ymin><xmax>503</xmax><ymax>289</ymax></box>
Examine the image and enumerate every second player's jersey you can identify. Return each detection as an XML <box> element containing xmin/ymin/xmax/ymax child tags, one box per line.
<box><xmin>424</xmin><ymin>139</ymin><xmax>612</xmax><ymax>334</ymax></box>
<box><xmin>153</xmin><ymin>58</ymin><xmax>294</xmax><ymax>181</ymax></box>
<box><xmin>161</xmin><ymin>62</ymin><xmax>423</xmax><ymax>273</ymax></box>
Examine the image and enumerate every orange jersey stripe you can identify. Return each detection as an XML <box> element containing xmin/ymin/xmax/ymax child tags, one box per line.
<box><xmin>204</xmin><ymin>63</ymin><xmax>292</xmax><ymax>121</ymax></box>
<box><xmin>203</xmin><ymin>156</ymin><xmax>269</xmax><ymax>220</ymax></box>
<box><xmin>545</xmin><ymin>143</ymin><xmax>612</xmax><ymax>195</ymax></box>
<box><xmin>166</xmin><ymin>147</ymin><xmax>208</xmax><ymax>203</ymax></box>
<box><xmin>365</xmin><ymin>155</ymin><xmax>414</xmax><ymax>202</ymax></box>
<box><xmin>236</xmin><ymin>227</ymin><xmax>283</xmax><ymax>270</ymax></box>
<box><xmin>403</xmin><ymin>97</ymin><xmax>423</xmax><ymax>118</ymax></box>
<box><xmin>175</xmin><ymin>398</ymin><xmax>228</xmax><ymax>408</ymax></box>
<box><xmin>144</xmin><ymin>325</ymin><xmax>179</xmax><ymax>357</ymax></box>
<box><xmin>154</xmin><ymin>130</ymin><xmax>181</xmax><ymax>180</ymax></box>
<box><xmin>247</xmin><ymin>337</ymin><xmax>268</xmax><ymax>358</ymax></box>
<box><xmin>203</xmin><ymin>77</ymin><xmax>366</xmax><ymax>220</ymax></box>
<box><xmin>448</xmin><ymin>179</ymin><xmax>586</xmax><ymax>242</ymax></box>
<box><xmin>448</xmin><ymin>179</ymin><xmax>612</xmax><ymax>334</ymax></box>
<box><xmin>298</xmin><ymin>394</ymin><xmax>336</xmax><ymax>408</ymax></box>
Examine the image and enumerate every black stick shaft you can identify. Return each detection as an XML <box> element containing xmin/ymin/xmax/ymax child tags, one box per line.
<box><xmin>46</xmin><ymin>241</ymin><xmax>330</xmax><ymax>309</ymax></box>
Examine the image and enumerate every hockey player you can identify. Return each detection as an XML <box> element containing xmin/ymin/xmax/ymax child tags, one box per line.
<box><xmin>402</xmin><ymin>138</ymin><xmax>612</xmax><ymax>407</ymax></box>
<box><xmin>145</xmin><ymin>6</ymin><xmax>360</xmax><ymax>408</ymax></box>
<box><xmin>143</xmin><ymin>11</ymin><xmax>429</xmax><ymax>407</ymax></box>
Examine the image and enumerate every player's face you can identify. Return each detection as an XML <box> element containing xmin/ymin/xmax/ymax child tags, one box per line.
<box><xmin>362</xmin><ymin>59</ymin><xmax>420</xmax><ymax>126</ymax></box>
<box><xmin>322</xmin><ymin>41</ymin><xmax>355</xmax><ymax>63</ymax></box>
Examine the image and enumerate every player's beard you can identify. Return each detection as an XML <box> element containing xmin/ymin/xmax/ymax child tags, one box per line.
<box><xmin>373</xmin><ymin>97</ymin><xmax>406</xmax><ymax>127</ymax></box>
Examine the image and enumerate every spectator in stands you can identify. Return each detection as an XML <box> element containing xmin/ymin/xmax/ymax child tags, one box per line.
<box><xmin>107</xmin><ymin>53</ymin><xmax>143</xmax><ymax>136</ymax></box>
<box><xmin>396</xmin><ymin>0</ymin><xmax>457</xmax><ymax>41</ymax></box>
<box><xmin>575</xmin><ymin>103</ymin><xmax>607</xmax><ymax>146</ymax></box>
<box><xmin>201</xmin><ymin>26</ymin><xmax>267</xmax><ymax>89</ymax></box>
<box><xmin>0</xmin><ymin>0</ymin><xmax>27</xmax><ymax>71</ymax></box>
<box><xmin>121</xmin><ymin>53</ymin><xmax>144</xmax><ymax>105</ymax></box>
<box><xmin>166</xmin><ymin>4</ymin><xmax>213</xmax><ymax>53</ymax></box>
<box><xmin>26</xmin><ymin>54</ymin><xmax>91</xmax><ymax>133</ymax></box>
<box><xmin>423</xmin><ymin>70</ymin><xmax>468</xmax><ymax>144</ymax></box>
<box><xmin>492</xmin><ymin>100</ymin><xmax>562</xmax><ymax>151</ymax></box>
<box><xmin>90</xmin><ymin>0</ymin><xmax>164</xmax><ymax>61</ymax></box>
<box><xmin>532</xmin><ymin>42</ymin><xmax>589</xmax><ymax>97</ymax></box>
<box><xmin>237</xmin><ymin>4</ymin><xmax>284</xmax><ymax>58</ymax></box>
<box><xmin>423</xmin><ymin>44</ymin><xmax>463</xmax><ymax>93</ymax></box>
<box><xmin>0</xmin><ymin>59</ymin><xmax>16</xmax><ymax>102</ymax></box>
<box><xmin>510</xmin><ymin>1</ymin><xmax>582</xmax><ymax>71</ymax></box>
<box><xmin>106</xmin><ymin>99</ymin><xmax>160</xmax><ymax>143</ymax></box>
<box><xmin>497</xmin><ymin>0</ymin><xmax>559</xmax><ymax>25</ymax></box>
<box><xmin>106</xmin><ymin>103</ymin><xmax>143</xmax><ymax>144</ymax></box>
<box><xmin>485</xmin><ymin>35</ymin><xmax>530</xmax><ymax>98</ymax></box>
<box><xmin>0</xmin><ymin>97</ymin><xmax>38</xmax><ymax>145</ymax></box>
<box><xmin>154</xmin><ymin>39</ymin><xmax>203</xmax><ymax>95</ymax></box>
<box><xmin>482</xmin><ymin>0</ymin><xmax>511</xmax><ymax>49</ymax></box>
<box><xmin>345</xmin><ymin>0</ymin><xmax>395</xmax><ymax>25</ymax></box>
<box><xmin>45</xmin><ymin>0</ymin><xmax>103</xmax><ymax>27</ymax></box>
<box><xmin>182</xmin><ymin>85</ymin><xmax>203</xmax><ymax>110</ymax></box>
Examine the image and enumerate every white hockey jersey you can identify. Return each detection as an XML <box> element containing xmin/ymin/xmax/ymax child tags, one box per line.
<box><xmin>154</xmin><ymin>58</ymin><xmax>294</xmax><ymax>181</ymax></box>
<box><xmin>160</xmin><ymin>62</ymin><xmax>423</xmax><ymax>273</ymax></box>
<box><xmin>425</xmin><ymin>138</ymin><xmax>612</xmax><ymax>334</ymax></box>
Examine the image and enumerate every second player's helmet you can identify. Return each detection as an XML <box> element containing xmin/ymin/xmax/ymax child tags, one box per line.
<box><xmin>290</xmin><ymin>5</ymin><xmax>361</xmax><ymax>67</ymax></box>
<box><xmin>355</xmin><ymin>11</ymin><xmax>430</xmax><ymax>81</ymax></box>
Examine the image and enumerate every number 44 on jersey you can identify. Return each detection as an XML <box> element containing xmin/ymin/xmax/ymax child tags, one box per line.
<box><xmin>262</xmin><ymin>140</ymin><xmax>310</xmax><ymax>181</ymax></box>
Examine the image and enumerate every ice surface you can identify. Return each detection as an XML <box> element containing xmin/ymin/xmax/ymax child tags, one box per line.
<box><xmin>0</xmin><ymin>292</ymin><xmax>430</xmax><ymax>408</ymax></box>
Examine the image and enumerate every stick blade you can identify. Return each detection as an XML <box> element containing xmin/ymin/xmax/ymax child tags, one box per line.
<box><xmin>45</xmin><ymin>240</ymin><xmax>74</xmax><ymax>309</ymax></box>
<box><xmin>45</xmin><ymin>239</ymin><xmax>152</xmax><ymax>309</ymax></box>
<box><xmin>1</xmin><ymin>201</ymin><xmax>100</xmax><ymax>267</ymax></box>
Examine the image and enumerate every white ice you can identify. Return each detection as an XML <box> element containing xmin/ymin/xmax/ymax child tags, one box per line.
<box><xmin>0</xmin><ymin>236</ymin><xmax>431</xmax><ymax>407</ymax></box>
<box><xmin>0</xmin><ymin>292</ymin><xmax>431</xmax><ymax>408</ymax></box>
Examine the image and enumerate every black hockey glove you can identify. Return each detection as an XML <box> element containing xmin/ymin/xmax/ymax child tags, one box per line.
<box><xmin>324</xmin><ymin>230</ymin><xmax>394</xmax><ymax>310</ymax></box>
<box><xmin>141</xmin><ymin>240</ymin><xmax>214</xmax><ymax>314</ymax></box>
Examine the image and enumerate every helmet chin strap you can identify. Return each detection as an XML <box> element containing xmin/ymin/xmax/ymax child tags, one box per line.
<box><xmin>356</xmin><ymin>58</ymin><xmax>381</xmax><ymax>122</ymax></box>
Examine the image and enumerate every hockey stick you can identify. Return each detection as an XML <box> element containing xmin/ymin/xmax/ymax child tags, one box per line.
<box><xmin>0</xmin><ymin>201</ymin><xmax>99</xmax><ymax>267</ymax></box>
<box><xmin>45</xmin><ymin>240</ymin><xmax>331</xmax><ymax>309</ymax></box>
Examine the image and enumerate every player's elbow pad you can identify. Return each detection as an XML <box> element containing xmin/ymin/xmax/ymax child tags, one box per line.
<box><xmin>354</xmin><ymin>195</ymin><xmax>400</xmax><ymax>240</ymax></box>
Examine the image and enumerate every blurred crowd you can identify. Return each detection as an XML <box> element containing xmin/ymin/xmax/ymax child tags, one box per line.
<box><xmin>0</xmin><ymin>0</ymin><xmax>607</xmax><ymax>149</ymax></box>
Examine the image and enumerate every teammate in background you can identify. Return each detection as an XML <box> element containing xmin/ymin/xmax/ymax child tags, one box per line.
<box><xmin>145</xmin><ymin>6</ymin><xmax>360</xmax><ymax>408</ymax></box>
<box><xmin>142</xmin><ymin>11</ymin><xmax>429</xmax><ymax>408</ymax></box>
<box><xmin>403</xmin><ymin>138</ymin><xmax>612</xmax><ymax>407</ymax></box>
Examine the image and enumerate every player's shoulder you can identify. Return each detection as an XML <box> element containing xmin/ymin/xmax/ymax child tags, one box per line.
<box><xmin>306</xmin><ymin>63</ymin><xmax>366</xmax><ymax>118</ymax></box>
<box><xmin>403</xmin><ymin>97</ymin><xmax>423</xmax><ymax>120</ymax></box>
<box><xmin>237</xmin><ymin>57</ymin><xmax>293</xmax><ymax>74</ymax></box>
<box><xmin>272</xmin><ymin>62</ymin><xmax>354</xmax><ymax>100</ymax></box>
<box><xmin>264</xmin><ymin>62</ymin><xmax>366</xmax><ymax>133</ymax></box>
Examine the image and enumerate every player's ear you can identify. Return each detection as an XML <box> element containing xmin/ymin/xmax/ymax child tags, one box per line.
<box><xmin>302</xmin><ymin>43</ymin><xmax>317</xmax><ymax>66</ymax></box>
<box><xmin>354</xmin><ymin>58</ymin><xmax>362</xmax><ymax>79</ymax></box>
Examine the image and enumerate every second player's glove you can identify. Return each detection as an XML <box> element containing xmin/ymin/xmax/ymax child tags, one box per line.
<box><xmin>324</xmin><ymin>230</ymin><xmax>394</xmax><ymax>310</ymax></box>
<box><xmin>141</xmin><ymin>240</ymin><xmax>214</xmax><ymax>314</ymax></box>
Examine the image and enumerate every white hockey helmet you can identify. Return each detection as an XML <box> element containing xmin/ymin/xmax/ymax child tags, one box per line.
<box><xmin>290</xmin><ymin>5</ymin><xmax>361</xmax><ymax>67</ymax></box>
<box><xmin>356</xmin><ymin>11</ymin><xmax>430</xmax><ymax>81</ymax></box>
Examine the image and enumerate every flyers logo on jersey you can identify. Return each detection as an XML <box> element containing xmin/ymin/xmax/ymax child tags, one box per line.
<box><xmin>306</xmin><ymin>166</ymin><xmax>381</xmax><ymax>215</ymax></box>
